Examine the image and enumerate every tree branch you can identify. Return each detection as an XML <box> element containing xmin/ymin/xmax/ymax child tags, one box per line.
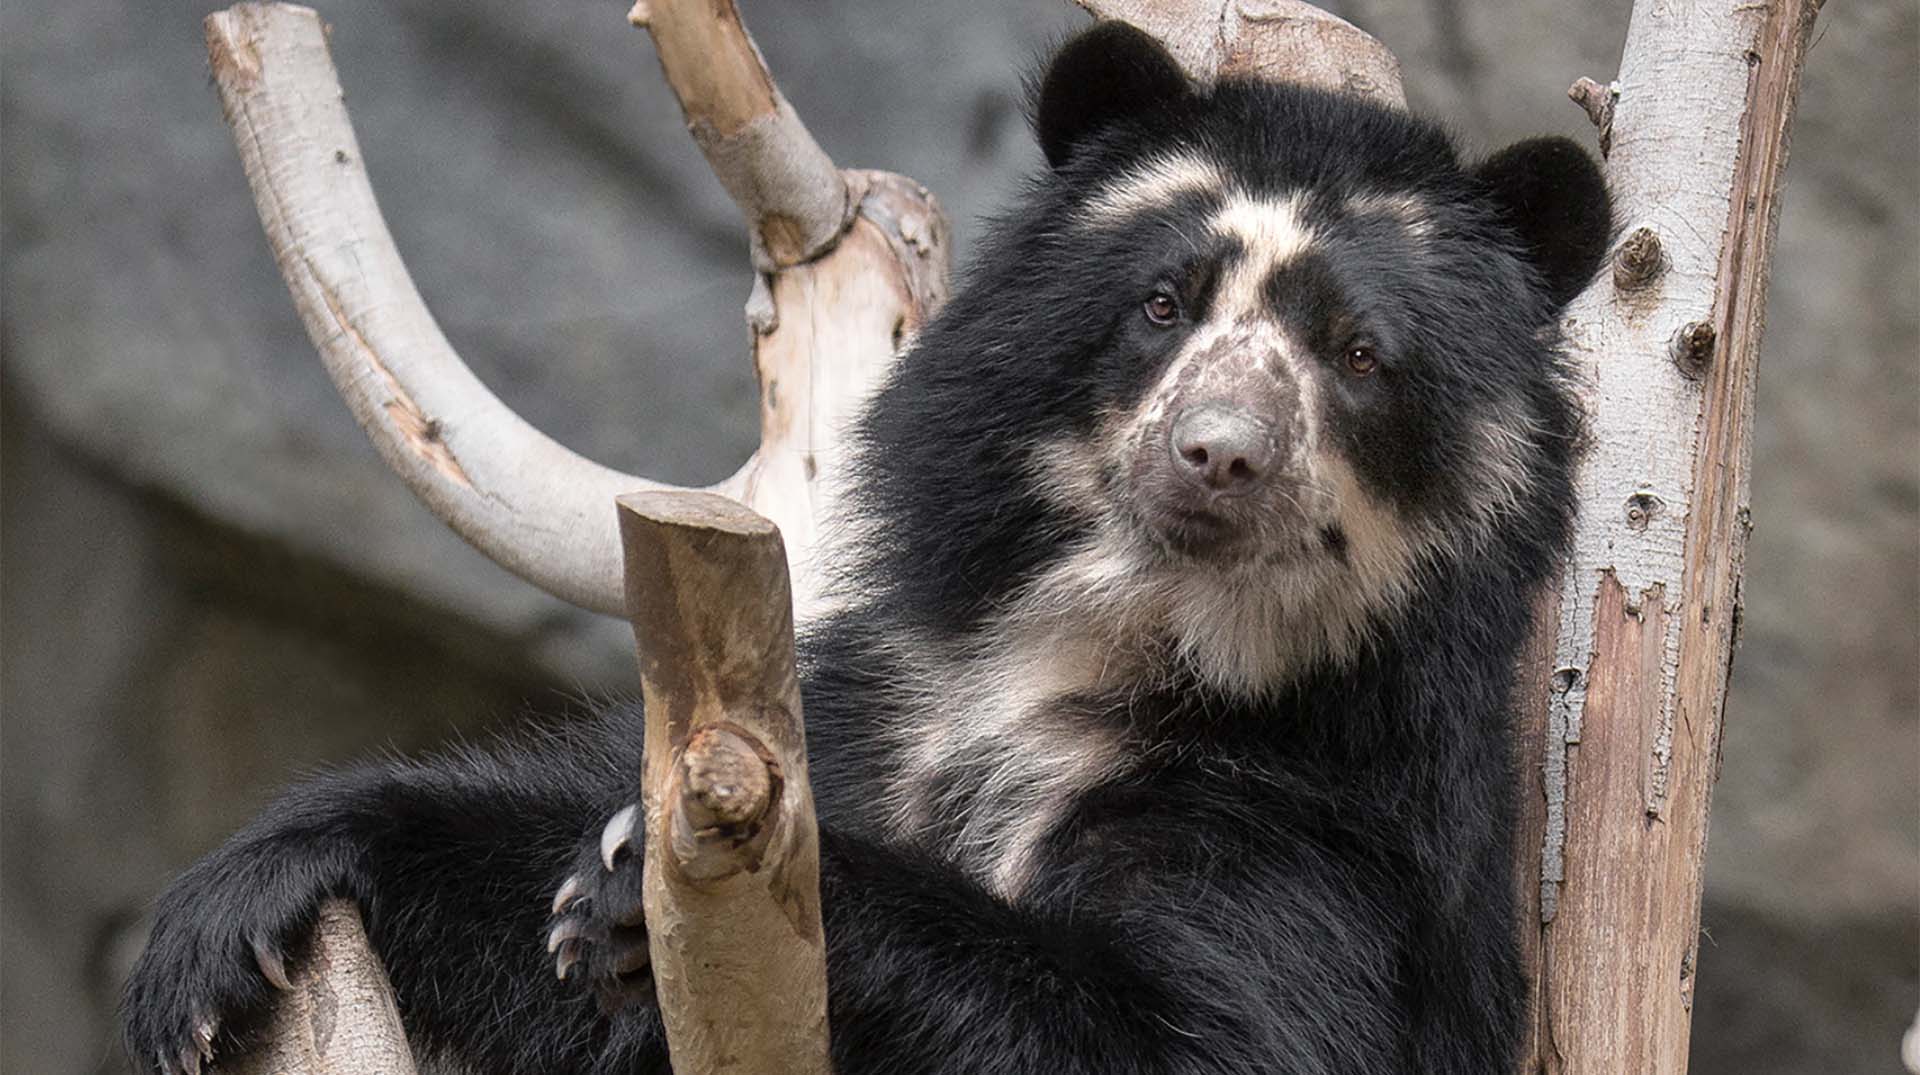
<box><xmin>203</xmin><ymin>2</ymin><xmax>951</xmax><ymax>620</ymax></box>
<box><xmin>629</xmin><ymin>0</ymin><xmax>852</xmax><ymax>268</ymax></box>
<box><xmin>618</xmin><ymin>491</ymin><xmax>831</xmax><ymax>1075</ymax></box>
<box><xmin>218</xmin><ymin>902</ymin><xmax>417</xmax><ymax>1075</ymax></box>
<box><xmin>204</xmin><ymin>2</ymin><xmax>663</xmax><ymax>618</ymax></box>
<box><xmin>1075</xmin><ymin>0</ymin><xmax>1404</xmax><ymax>105</ymax></box>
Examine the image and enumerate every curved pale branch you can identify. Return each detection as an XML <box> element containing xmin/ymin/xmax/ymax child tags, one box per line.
<box><xmin>1075</xmin><ymin>0</ymin><xmax>1405</xmax><ymax>106</ymax></box>
<box><xmin>204</xmin><ymin>2</ymin><xmax>948</xmax><ymax>619</ymax></box>
<box><xmin>206</xmin><ymin>2</ymin><xmax>663</xmax><ymax>618</ymax></box>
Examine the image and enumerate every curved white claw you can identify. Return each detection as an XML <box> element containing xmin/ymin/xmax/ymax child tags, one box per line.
<box><xmin>600</xmin><ymin>804</ymin><xmax>640</xmax><ymax>871</ymax></box>
<box><xmin>251</xmin><ymin>937</ymin><xmax>293</xmax><ymax>991</ymax></box>
<box><xmin>546</xmin><ymin>917</ymin><xmax>587</xmax><ymax>954</ymax></box>
<box><xmin>554</xmin><ymin>940</ymin><xmax>583</xmax><ymax>981</ymax></box>
<box><xmin>551</xmin><ymin>873</ymin><xmax>584</xmax><ymax>916</ymax></box>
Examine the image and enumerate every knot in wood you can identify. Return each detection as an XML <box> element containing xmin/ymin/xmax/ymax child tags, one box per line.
<box><xmin>680</xmin><ymin>724</ymin><xmax>774</xmax><ymax>830</ymax></box>
<box><xmin>1624</xmin><ymin>491</ymin><xmax>1665</xmax><ymax>531</ymax></box>
<box><xmin>1567</xmin><ymin>76</ymin><xmax>1618</xmax><ymax>155</ymax></box>
<box><xmin>1671</xmin><ymin>321</ymin><xmax>1717</xmax><ymax>378</ymax></box>
<box><xmin>1613</xmin><ymin>227</ymin><xmax>1665</xmax><ymax>291</ymax></box>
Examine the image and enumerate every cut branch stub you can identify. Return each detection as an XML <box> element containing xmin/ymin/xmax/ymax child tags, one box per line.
<box><xmin>617</xmin><ymin>490</ymin><xmax>830</xmax><ymax>1075</ymax></box>
<box><xmin>219</xmin><ymin>901</ymin><xmax>418</xmax><ymax>1075</ymax></box>
<box><xmin>1074</xmin><ymin>0</ymin><xmax>1405</xmax><ymax>106</ymax></box>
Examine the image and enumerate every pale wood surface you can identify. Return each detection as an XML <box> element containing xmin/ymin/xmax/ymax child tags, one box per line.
<box><xmin>618</xmin><ymin>490</ymin><xmax>831</xmax><ymax>1075</ymax></box>
<box><xmin>217</xmin><ymin>902</ymin><xmax>417</xmax><ymax>1075</ymax></box>
<box><xmin>1075</xmin><ymin>0</ymin><xmax>1405</xmax><ymax>105</ymax></box>
<box><xmin>1520</xmin><ymin>1</ymin><xmax>1822</xmax><ymax>1070</ymax></box>
<box><xmin>202</xmin><ymin>2</ymin><xmax>950</xmax><ymax>620</ymax></box>
<box><xmin>630</xmin><ymin>0</ymin><xmax>849</xmax><ymax>268</ymax></box>
<box><xmin>203</xmin><ymin>2</ymin><xmax>662</xmax><ymax>618</ymax></box>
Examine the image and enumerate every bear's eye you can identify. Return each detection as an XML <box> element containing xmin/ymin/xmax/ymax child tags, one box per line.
<box><xmin>1143</xmin><ymin>291</ymin><xmax>1180</xmax><ymax>326</ymax></box>
<box><xmin>1345</xmin><ymin>344</ymin><xmax>1379</xmax><ymax>376</ymax></box>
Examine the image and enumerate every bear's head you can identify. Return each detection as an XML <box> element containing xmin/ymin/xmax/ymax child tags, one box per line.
<box><xmin>846</xmin><ymin>22</ymin><xmax>1612</xmax><ymax>694</ymax></box>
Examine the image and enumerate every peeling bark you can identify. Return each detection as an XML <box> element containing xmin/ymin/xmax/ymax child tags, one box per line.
<box><xmin>1520</xmin><ymin>0</ymin><xmax>1821</xmax><ymax>1069</ymax></box>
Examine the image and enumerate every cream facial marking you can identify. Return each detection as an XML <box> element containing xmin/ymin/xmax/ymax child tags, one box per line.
<box><xmin>1080</xmin><ymin>152</ymin><xmax>1226</xmax><ymax>223</ymax></box>
<box><xmin>1208</xmin><ymin>194</ymin><xmax>1316</xmax><ymax>322</ymax></box>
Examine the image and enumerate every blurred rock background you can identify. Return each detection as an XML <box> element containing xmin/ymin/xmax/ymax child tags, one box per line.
<box><xmin>2</xmin><ymin>0</ymin><xmax>1912</xmax><ymax>1070</ymax></box>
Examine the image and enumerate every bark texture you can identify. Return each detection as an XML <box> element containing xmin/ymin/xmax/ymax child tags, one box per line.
<box><xmin>217</xmin><ymin>902</ymin><xmax>417</xmax><ymax>1075</ymax></box>
<box><xmin>618</xmin><ymin>491</ymin><xmax>830</xmax><ymax>1075</ymax></box>
<box><xmin>1516</xmin><ymin>1</ymin><xmax>1822</xmax><ymax>1070</ymax></box>
<box><xmin>1075</xmin><ymin>0</ymin><xmax>1405</xmax><ymax>104</ymax></box>
<box><xmin>203</xmin><ymin>1</ymin><xmax>949</xmax><ymax>619</ymax></box>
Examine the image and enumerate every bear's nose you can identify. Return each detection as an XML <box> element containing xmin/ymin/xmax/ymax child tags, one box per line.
<box><xmin>1169</xmin><ymin>405</ymin><xmax>1275</xmax><ymax>494</ymax></box>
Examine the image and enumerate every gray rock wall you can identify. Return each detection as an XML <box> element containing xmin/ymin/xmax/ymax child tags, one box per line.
<box><xmin>3</xmin><ymin>1</ymin><xmax>1912</xmax><ymax>1071</ymax></box>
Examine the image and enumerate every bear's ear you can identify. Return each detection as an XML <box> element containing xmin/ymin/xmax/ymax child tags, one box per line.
<box><xmin>1035</xmin><ymin>22</ymin><xmax>1194</xmax><ymax>170</ymax></box>
<box><xmin>1473</xmin><ymin>137</ymin><xmax>1612</xmax><ymax>308</ymax></box>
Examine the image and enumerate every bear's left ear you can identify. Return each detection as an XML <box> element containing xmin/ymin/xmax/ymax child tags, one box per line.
<box><xmin>1473</xmin><ymin>137</ymin><xmax>1612</xmax><ymax>308</ymax></box>
<box><xmin>1035</xmin><ymin>22</ymin><xmax>1194</xmax><ymax>170</ymax></box>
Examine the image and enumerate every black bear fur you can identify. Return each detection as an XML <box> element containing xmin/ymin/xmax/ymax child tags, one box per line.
<box><xmin>123</xmin><ymin>22</ymin><xmax>1610</xmax><ymax>1075</ymax></box>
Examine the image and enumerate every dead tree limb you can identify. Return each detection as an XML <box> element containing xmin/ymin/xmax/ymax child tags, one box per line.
<box><xmin>626</xmin><ymin>0</ymin><xmax>849</xmax><ymax>269</ymax></box>
<box><xmin>203</xmin><ymin>1</ymin><xmax>948</xmax><ymax>619</ymax></box>
<box><xmin>218</xmin><ymin>902</ymin><xmax>417</xmax><ymax>1075</ymax></box>
<box><xmin>1075</xmin><ymin>0</ymin><xmax>1404</xmax><ymax>104</ymax></box>
<box><xmin>1515</xmin><ymin>0</ymin><xmax>1822</xmax><ymax>1070</ymax></box>
<box><xmin>618</xmin><ymin>491</ymin><xmax>830</xmax><ymax>1075</ymax></box>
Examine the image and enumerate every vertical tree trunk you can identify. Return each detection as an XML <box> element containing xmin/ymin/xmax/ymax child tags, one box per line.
<box><xmin>1515</xmin><ymin>1</ymin><xmax>1823</xmax><ymax>1070</ymax></box>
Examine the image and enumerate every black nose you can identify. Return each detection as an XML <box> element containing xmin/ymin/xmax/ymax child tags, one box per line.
<box><xmin>1170</xmin><ymin>405</ymin><xmax>1275</xmax><ymax>493</ymax></box>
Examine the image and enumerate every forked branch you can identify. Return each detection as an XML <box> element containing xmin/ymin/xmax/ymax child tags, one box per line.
<box><xmin>203</xmin><ymin>1</ymin><xmax>947</xmax><ymax>619</ymax></box>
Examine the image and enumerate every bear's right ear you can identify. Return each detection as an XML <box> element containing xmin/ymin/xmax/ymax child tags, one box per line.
<box><xmin>1035</xmin><ymin>22</ymin><xmax>1194</xmax><ymax>170</ymax></box>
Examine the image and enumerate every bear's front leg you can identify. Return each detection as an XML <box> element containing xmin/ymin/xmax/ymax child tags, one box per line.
<box><xmin>122</xmin><ymin>717</ymin><xmax>666</xmax><ymax>1075</ymax></box>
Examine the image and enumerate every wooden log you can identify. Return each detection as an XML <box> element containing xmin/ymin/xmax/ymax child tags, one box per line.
<box><xmin>617</xmin><ymin>490</ymin><xmax>831</xmax><ymax>1075</ymax></box>
<box><xmin>217</xmin><ymin>901</ymin><xmax>417</xmax><ymax>1075</ymax></box>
